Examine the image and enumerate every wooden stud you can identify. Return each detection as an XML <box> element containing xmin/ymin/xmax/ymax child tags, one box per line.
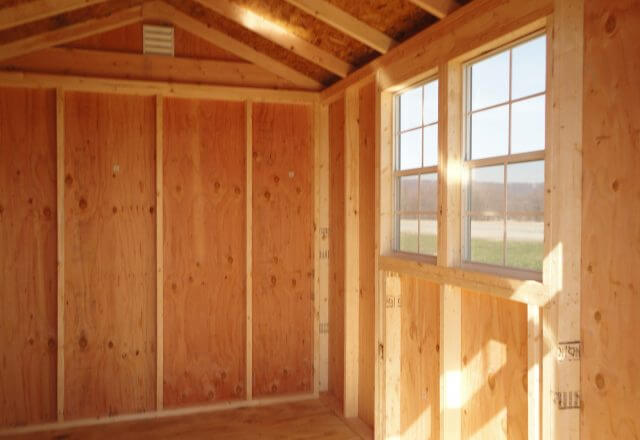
<box><xmin>0</xmin><ymin>71</ymin><xmax>319</xmax><ymax>104</ymax></box>
<box><xmin>0</xmin><ymin>5</ymin><xmax>143</xmax><ymax>62</ymax></box>
<box><xmin>343</xmin><ymin>88</ymin><xmax>360</xmax><ymax>418</ymax></box>
<box><xmin>0</xmin><ymin>47</ymin><xmax>301</xmax><ymax>90</ymax></box>
<box><xmin>0</xmin><ymin>0</ymin><xmax>109</xmax><ymax>31</ymax></box>
<box><xmin>316</xmin><ymin>104</ymin><xmax>330</xmax><ymax>393</ymax></box>
<box><xmin>438</xmin><ymin>61</ymin><xmax>462</xmax><ymax>440</ymax></box>
<box><xmin>245</xmin><ymin>101</ymin><xmax>253</xmax><ymax>401</ymax></box>
<box><xmin>155</xmin><ymin>95</ymin><xmax>164</xmax><ymax>411</ymax></box>
<box><xmin>543</xmin><ymin>2</ymin><xmax>583</xmax><ymax>439</ymax></box>
<box><xmin>56</xmin><ymin>88</ymin><xmax>65</xmax><ymax>423</ymax></box>
<box><xmin>192</xmin><ymin>0</ymin><xmax>352</xmax><ymax>78</ymax></box>
<box><xmin>282</xmin><ymin>0</ymin><xmax>396</xmax><ymax>54</ymax></box>
<box><xmin>528</xmin><ymin>304</ymin><xmax>542</xmax><ymax>440</ymax></box>
<box><xmin>407</xmin><ymin>0</ymin><xmax>459</xmax><ymax>19</ymax></box>
<box><xmin>383</xmin><ymin>273</ymin><xmax>401</xmax><ymax>438</ymax></box>
<box><xmin>142</xmin><ymin>1</ymin><xmax>322</xmax><ymax>90</ymax></box>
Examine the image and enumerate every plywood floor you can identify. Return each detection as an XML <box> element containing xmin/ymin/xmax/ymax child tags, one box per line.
<box><xmin>4</xmin><ymin>400</ymin><xmax>362</xmax><ymax>440</ymax></box>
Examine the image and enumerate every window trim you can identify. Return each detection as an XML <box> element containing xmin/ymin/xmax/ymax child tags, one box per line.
<box><xmin>460</xmin><ymin>31</ymin><xmax>547</xmax><ymax>281</ymax></box>
<box><xmin>392</xmin><ymin>75</ymin><xmax>440</xmax><ymax>261</ymax></box>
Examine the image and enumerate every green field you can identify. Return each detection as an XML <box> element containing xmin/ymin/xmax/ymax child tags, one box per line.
<box><xmin>399</xmin><ymin>232</ymin><xmax>543</xmax><ymax>271</ymax></box>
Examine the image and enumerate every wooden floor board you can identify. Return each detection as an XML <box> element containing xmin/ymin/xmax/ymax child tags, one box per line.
<box><xmin>5</xmin><ymin>400</ymin><xmax>361</xmax><ymax>440</ymax></box>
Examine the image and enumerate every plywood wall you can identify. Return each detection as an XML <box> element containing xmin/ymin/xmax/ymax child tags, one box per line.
<box><xmin>251</xmin><ymin>103</ymin><xmax>314</xmax><ymax>396</ymax></box>
<box><xmin>461</xmin><ymin>290</ymin><xmax>528</xmax><ymax>439</ymax></box>
<box><xmin>582</xmin><ymin>0</ymin><xmax>640</xmax><ymax>437</ymax></box>
<box><xmin>358</xmin><ymin>81</ymin><xmax>376</xmax><ymax>428</ymax></box>
<box><xmin>328</xmin><ymin>96</ymin><xmax>345</xmax><ymax>407</ymax></box>
<box><xmin>63</xmin><ymin>92</ymin><xmax>156</xmax><ymax>419</ymax></box>
<box><xmin>163</xmin><ymin>98</ymin><xmax>246</xmax><ymax>407</ymax></box>
<box><xmin>400</xmin><ymin>276</ymin><xmax>440</xmax><ymax>439</ymax></box>
<box><xmin>0</xmin><ymin>87</ymin><xmax>57</xmax><ymax>427</ymax></box>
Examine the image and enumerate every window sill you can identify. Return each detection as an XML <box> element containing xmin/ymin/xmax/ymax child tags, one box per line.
<box><xmin>379</xmin><ymin>253</ymin><xmax>549</xmax><ymax>306</ymax></box>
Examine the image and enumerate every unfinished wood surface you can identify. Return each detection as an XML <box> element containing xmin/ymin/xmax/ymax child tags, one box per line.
<box><xmin>343</xmin><ymin>87</ymin><xmax>359</xmax><ymax>418</ymax></box>
<box><xmin>2</xmin><ymin>399</ymin><xmax>360</xmax><ymax>440</ymax></box>
<box><xmin>461</xmin><ymin>290</ymin><xmax>528</xmax><ymax>440</ymax></box>
<box><xmin>245</xmin><ymin>101</ymin><xmax>253</xmax><ymax>400</ymax></box>
<box><xmin>282</xmin><ymin>0</ymin><xmax>396</xmax><ymax>53</ymax></box>
<box><xmin>142</xmin><ymin>1</ymin><xmax>322</xmax><ymax>90</ymax></box>
<box><xmin>0</xmin><ymin>0</ymin><xmax>109</xmax><ymax>31</ymax></box>
<box><xmin>582</xmin><ymin>0</ymin><xmax>640</xmax><ymax>437</ymax></box>
<box><xmin>56</xmin><ymin>89</ymin><xmax>65</xmax><ymax>422</ymax></box>
<box><xmin>155</xmin><ymin>95</ymin><xmax>164</xmax><ymax>411</ymax></box>
<box><xmin>383</xmin><ymin>273</ymin><xmax>402</xmax><ymax>438</ymax></box>
<box><xmin>358</xmin><ymin>81</ymin><xmax>376</xmax><ymax>428</ymax></box>
<box><xmin>408</xmin><ymin>0</ymin><xmax>458</xmax><ymax>19</ymax></box>
<box><xmin>0</xmin><ymin>5</ymin><xmax>143</xmax><ymax>62</ymax></box>
<box><xmin>163</xmin><ymin>98</ymin><xmax>246</xmax><ymax>407</ymax></box>
<box><xmin>400</xmin><ymin>276</ymin><xmax>440</xmax><ymax>440</ymax></box>
<box><xmin>0</xmin><ymin>48</ymin><xmax>297</xmax><ymax>89</ymax></box>
<box><xmin>328</xmin><ymin>96</ymin><xmax>346</xmax><ymax>409</ymax></box>
<box><xmin>63</xmin><ymin>92</ymin><xmax>156</xmax><ymax>419</ymax></box>
<box><xmin>0</xmin><ymin>87</ymin><xmax>57</xmax><ymax>428</ymax></box>
<box><xmin>251</xmin><ymin>102</ymin><xmax>314</xmax><ymax>396</ymax></box>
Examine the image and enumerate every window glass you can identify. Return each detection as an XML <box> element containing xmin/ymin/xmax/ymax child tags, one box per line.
<box><xmin>511</xmin><ymin>96</ymin><xmax>546</xmax><ymax>154</ymax></box>
<box><xmin>423</xmin><ymin>81</ymin><xmax>439</xmax><ymax>124</ymax></box>
<box><xmin>399</xmin><ymin>129</ymin><xmax>422</xmax><ymax>170</ymax></box>
<box><xmin>469</xmin><ymin>216</ymin><xmax>504</xmax><ymax>266</ymax></box>
<box><xmin>398</xmin><ymin>215</ymin><xmax>419</xmax><ymax>253</ymax></box>
<box><xmin>423</xmin><ymin>124</ymin><xmax>438</xmax><ymax>167</ymax></box>
<box><xmin>400</xmin><ymin>87</ymin><xmax>422</xmax><ymax>131</ymax></box>
<box><xmin>398</xmin><ymin>175</ymin><xmax>419</xmax><ymax>212</ymax></box>
<box><xmin>471</xmin><ymin>51</ymin><xmax>510</xmax><ymax>111</ymax></box>
<box><xmin>419</xmin><ymin>214</ymin><xmax>438</xmax><ymax>255</ymax></box>
<box><xmin>506</xmin><ymin>214</ymin><xmax>544</xmax><ymax>271</ymax></box>
<box><xmin>506</xmin><ymin>161</ymin><xmax>544</xmax><ymax>213</ymax></box>
<box><xmin>470</xmin><ymin>105</ymin><xmax>509</xmax><ymax>159</ymax></box>
<box><xmin>470</xmin><ymin>165</ymin><xmax>504</xmax><ymax>213</ymax></box>
<box><xmin>512</xmin><ymin>35</ymin><xmax>546</xmax><ymax>99</ymax></box>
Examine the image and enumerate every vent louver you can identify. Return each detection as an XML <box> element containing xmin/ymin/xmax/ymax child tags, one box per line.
<box><xmin>143</xmin><ymin>24</ymin><xmax>174</xmax><ymax>56</ymax></box>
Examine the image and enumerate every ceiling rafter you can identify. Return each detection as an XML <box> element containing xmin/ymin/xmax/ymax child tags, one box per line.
<box><xmin>0</xmin><ymin>5</ymin><xmax>143</xmax><ymax>63</ymax></box>
<box><xmin>1</xmin><ymin>47</ymin><xmax>298</xmax><ymax>89</ymax></box>
<box><xmin>193</xmin><ymin>0</ymin><xmax>352</xmax><ymax>78</ymax></box>
<box><xmin>142</xmin><ymin>1</ymin><xmax>322</xmax><ymax>90</ymax></box>
<box><xmin>408</xmin><ymin>0</ymin><xmax>459</xmax><ymax>19</ymax></box>
<box><xmin>0</xmin><ymin>0</ymin><xmax>110</xmax><ymax>31</ymax></box>
<box><xmin>282</xmin><ymin>0</ymin><xmax>397</xmax><ymax>54</ymax></box>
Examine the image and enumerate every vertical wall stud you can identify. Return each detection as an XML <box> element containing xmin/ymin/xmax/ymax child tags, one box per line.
<box><xmin>245</xmin><ymin>100</ymin><xmax>253</xmax><ymax>401</ymax></box>
<box><xmin>155</xmin><ymin>94</ymin><xmax>164</xmax><ymax>411</ymax></box>
<box><xmin>56</xmin><ymin>88</ymin><xmax>65</xmax><ymax>422</ymax></box>
<box><xmin>343</xmin><ymin>87</ymin><xmax>360</xmax><ymax>418</ymax></box>
<box><xmin>439</xmin><ymin>62</ymin><xmax>462</xmax><ymax>440</ymax></box>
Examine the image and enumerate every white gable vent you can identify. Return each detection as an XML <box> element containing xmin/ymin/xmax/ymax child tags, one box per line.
<box><xmin>143</xmin><ymin>24</ymin><xmax>174</xmax><ymax>56</ymax></box>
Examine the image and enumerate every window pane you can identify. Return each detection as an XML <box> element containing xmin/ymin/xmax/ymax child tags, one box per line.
<box><xmin>400</xmin><ymin>86</ymin><xmax>422</xmax><ymax>131</ymax></box>
<box><xmin>507</xmin><ymin>161</ymin><xmax>544</xmax><ymax>213</ymax></box>
<box><xmin>423</xmin><ymin>124</ymin><xmax>438</xmax><ymax>167</ymax></box>
<box><xmin>511</xmin><ymin>95</ymin><xmax>545</xmax><ymax>154</ymax></box>
<box><xmin>423</xmin><ymin>80</ymin><xmax>438</xmax><ymax>125</ymax></box>
<box><xmin>506</xmin><ymin>214</ymin><xmax>543</xmax><ymax>271</ymax></box>
<box><xmin>419</xmin><ymin>173</ymin><xmax>437</xmax><ymax>212</ymax></box>
<box><xmin>512</xmin><ymin>35</ymin><xmax>546</xmax><ymax>99</ymax></box>
<box><xmin>471</xmin><ymin>51</ymin><xmax>510</xmax><ymax>110</ymax></box>
<box><xmin>399</xmin><ymin>129</ymin><xmax>422</xmax><ymax>170</ymax></box>
<box><xmin>468</xmin><ymin>216</ymin><xmax>504</xmax><ymax>265</ymax></box>
<box><xmin>398</xmin><ymin>175</ymin><xmax>419</xmax><ymax>212</ymax></box>
<box><xmin>419</xmin><ymin>214</ymin><xmax>437</xmax><ymax>256</ymax></box>
<box><xmin>470</xmin><ymin>105</ymin><xmax>509</xmax><ymax>159</ymax></box>
<box><xmin>470</xmin><ymin>165</ymin><xmax>504</xmax><ymax>213</ymax></box>
<box><xmin>398</xmin><ymin>214</ymin><xmax>419</xmax><ymax>253</ymax></box>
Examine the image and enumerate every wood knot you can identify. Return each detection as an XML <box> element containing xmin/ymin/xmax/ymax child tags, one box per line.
<box><xmin>273</xmin><ymin>256</ymin><xmax>279</xmax><ymax>264</ymax></box>
<box><xmin>435</xmin><ymin>344</ymin><xmax>440</xmax><ymax>352</ymax></box>
<box><xmin>235</xmin><ymin>385</ymin><xmax>243</xmax><ymax>396</ymax></box>
<box><xmin>270</xmin><ymin>275</ymin><xmax>277</xmax><ymax>286</ymax></box>
<box><xmin>28</xmin><ymin>337</ymin><xmax>34</xmax><ymax>345</ymax></box>
<box><xmin>595</xmin><ymin>373</ymin><xmax>605</xmax><ymax>389</ymax></box>
<box><xmin>605</xmin><ymin>14</ymin><xmax>616</xmax><ymax>34</ymax></box>
<box><xmin>78</xmin><ymin>198</ymin><xmax>87</xmax><ymax>210</ymax></box>
<box><xmin>108</xmin><ymin>341</ymin><xmax>114</xmax><ymax>349</ymax></box>
<box><xmin>214</xmin><ymin>181</ymin><xmax>220</xmax><ymax>190</ymax></box>
<box><xmin>594</xmin><ymin>310</ymin><xmax>602</xmax><ymax>322</ymax></box>
<box><xmin>175</xmin><ymin>185</ymin><xmax>181</xmax><ymax>193</ymax></box>
<box><xmin>234</xmin><ymin>186</ymin><xmax>241</xmax><ymax>194</ymax></box>
<box><xmin>65</xmin><ymin>174</ymin><xmax>73</xmax><ymax>185</ymax></box>
<box><xmin>149</xmin><ymin>206</ymin><xmax>154</xmax><ymax>214</ymax></box>
<box><xmin>282</xmin><ymin>368</ymin><xmax>289</xmax><ymax>378</ymax></box>
<box><xmin>291</xmin><ymin>278</ymin><xmax>297</xmax><ymax>287</ymax></box>
<box><xmin>48</xmin><ymin>338</ymin><xmax>56</xmax><ymax>350</ymax></box>
<box><xmin>271</xmin><ymin>384</ymin><xmax>278</xmax><ymax>393</ymax></box>
<box><xmin>79</xmin><ymin>335</ymin><xmax>88</xmax><ymax>350</ymax></box>
<box><xmin>0</xmin><ymin>205</ymin><xmax>3</xmax><ymax>214</ymax></box>
<box><xmin>612</xmin><ymin>179</ymin><xmax>619</xmax><ymax>192</ymax></box>
<box><xmin>296</xmin><ymin>186</ymin><xmax>301</xmax><ymax>194</ymax></box>
<box><xmin>43</xmin><ymin>207</ymin><xmax>52</xmax><ymax>219</ymax></box>
<box><xmin>273</xmin><ymin>175</ymin><xmax>280</xmax><ymax>183</ymax></box>
<box><xmin>28</xmin><ymin>197</ymin><xmax>33</xmax><ymax>205</ymax></box>
<box><xmin>227</xmin><ymin>256</ymin><xmax>233</xmax><ymax>264</ymax></box>
<box><xmin>171</xmin><ymin>283</ymin><xmax>177</xmax><ymax>291</ymax></box>
<box><xmin>208</xmin><ymin>390</ymin><xmax>215</xmax><ymax>400</ymax></box>
<box><xmin>112</xmin><ymin>206</ymin><xmax>118</xmax><ymax>214</ymax></box>
<box><xmin>264</xmin><ymin>191</ymin><xmax>271</xmax><ymax>200</ymax></box>
<box><xmin>221</xmin><ymin>371</ymin><xmax>227</xmax><ymax>380</ymax></box>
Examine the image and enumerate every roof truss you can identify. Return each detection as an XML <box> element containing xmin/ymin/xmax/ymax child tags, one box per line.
<box><xmin>408</xmin><ymin>0</ymin><xmax>460</xmax><ymax>19</ymax></box>
<box><xmin>0</xmin><ymin>0</ymin><xmax>109</xmax><ymax>31</ymax></box>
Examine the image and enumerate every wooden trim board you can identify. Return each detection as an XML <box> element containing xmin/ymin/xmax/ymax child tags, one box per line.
<box><xmin>245</xmin><ymin>101</ymin><xmax>253</xmax><ymax>401</ymax></box>
<box><xmin>155</xmin><ymin>95</ymin><xmax>164</xmax><ymax>411</ymax></box>
<box><xmin>56</xmin><ymin>88</ymin><xmax>65</xmax><ymax>422</ymax></box>
<box><xmin>0</xmin><ymin>71</ymin><xmax>319</xmax><ymax>104</ymax></box>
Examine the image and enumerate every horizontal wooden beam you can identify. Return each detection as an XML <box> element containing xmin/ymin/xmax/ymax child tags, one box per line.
<box><xmin>0</xmin><ymin>71</ymin><xmax>319</xmax><ymax>104</ymax></box>
<box><xmin>143</xmin><ymin>1</ymin><xmax>322</xmax><ymax>90</ymax></box>
<box><xmin>0</xmin><ymin>0</ymin><xmax>109</xmax><ymax>31</ymax></box>
<box><xmin>408</xmin><ymin>0</ymin><xmax>459</xmax><ymax>19</ymax></box>
<box><xmin>0</xmin><ymin>5</ymin><xmax>143</xmax><ymax>63</ymax></box>
<box><xmin>320</xmin><ymin>0</ymin><xmax>552</xmax><ymax>101</ymax></box>
<box><xmin>193</xmin><ymin>0</ymin><xmax>352</xmax><ymax>77</ymax></box>
<box><xmin>0</xmin><ymin>47</ymin><xmax>299</xmax><ymax>89</ymax></box>
<box><xmin>379</xmin><ymin>255</ymin><xmax>549</xmax><ymax>306</ymax></box>
<box><xmin>282</xmin><ymin>0</ymin><xmax>396</xmax><ymax>54</ymax></box>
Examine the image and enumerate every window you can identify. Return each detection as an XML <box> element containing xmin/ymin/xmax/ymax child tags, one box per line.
<box><xmin>394</xmin><ymin>78</ymin><xmax>439</xmax><ymax>257</ymax></box>
<box><xmin>462</xmin><ymin>34</ymin><xmax>546</xmax><ymax>274</ymax></box>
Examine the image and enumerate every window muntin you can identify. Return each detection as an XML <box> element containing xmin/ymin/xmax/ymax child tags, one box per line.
<box><xmin>394</xmin><ymin>78</ymin><xmax>439</xmax><ymax>257</ymax></box>
<box><xmin>463</xmin><ymin>34</ymin><xmax>546</xmax><ymax>274</ymax></box>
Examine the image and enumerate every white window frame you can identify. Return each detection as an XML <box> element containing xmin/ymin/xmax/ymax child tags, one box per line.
<box><xmin>392</xmin><ymin>76</ymin><xmax>440</xmax><ymax>261</ymax></box>
<box><xmin>461</xmin><ymin>31</ymin><xmax>547</xmax><ymax>281</ymax></box>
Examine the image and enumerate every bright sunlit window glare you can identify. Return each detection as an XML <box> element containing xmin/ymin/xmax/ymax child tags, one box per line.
<box><xmin>463</xmin><ymin>33</ymin><xmax>546</xmax><ymax>274</ymax></box>
<box><xmin>394</xmin><ymin>78</ymin><xmax>439</xmax><ymax>257</ymax></box>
